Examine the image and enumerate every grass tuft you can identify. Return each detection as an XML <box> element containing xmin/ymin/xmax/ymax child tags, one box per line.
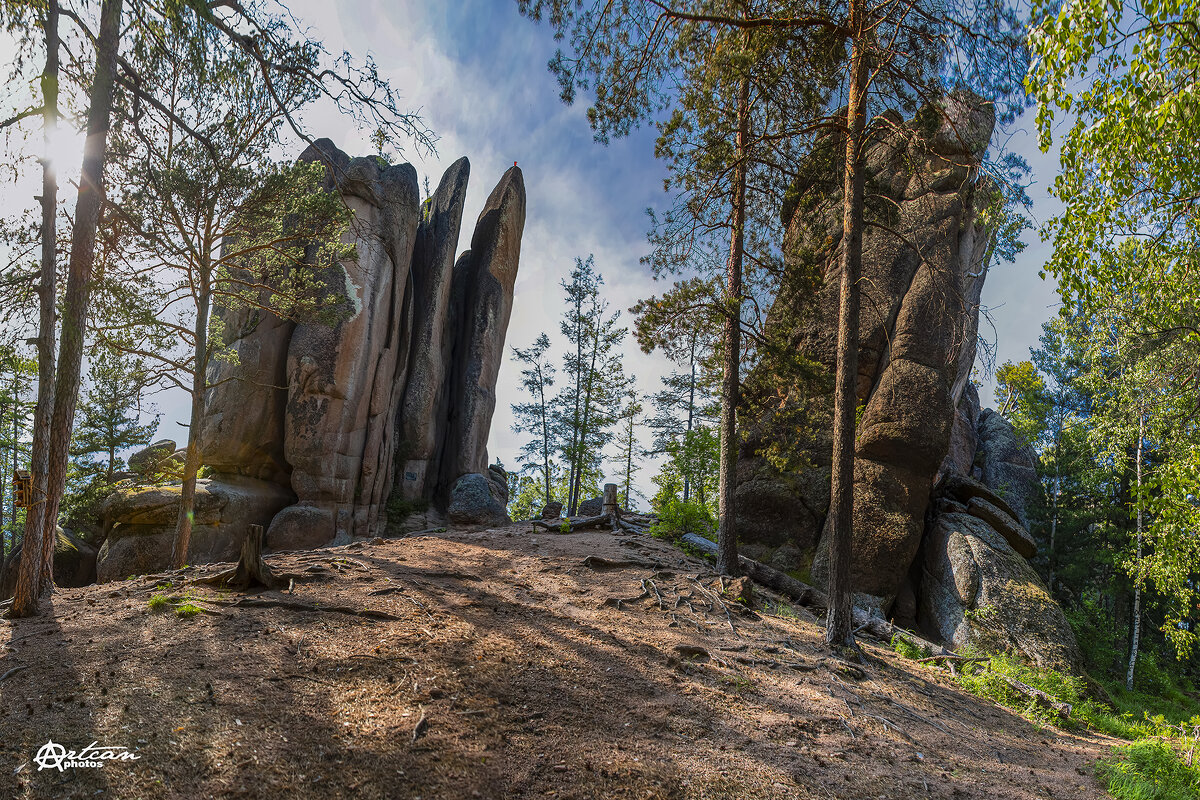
<box><xmin>1097</xmin><ymin>740</ymin><xmax>1200</xmax><ymax>800</ymax></box>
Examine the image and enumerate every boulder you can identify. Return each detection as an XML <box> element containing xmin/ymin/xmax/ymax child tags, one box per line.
<box><xmin>976</xmin><ymin>409</ymin><xmax>1039</xmax><ymax>528</ymax></box>
<box><xmin>577</xmin><ymin>496</ymin><xmax>603</xmax><ymax>517</ymax></box>
<box><xmin>919</xmin><ymin>512</ymin><xmax>1081</xmax><ymax>672</ymax></box>
<box><xmin>437</xmin><ymin>166</ymin><xmax>526</xmax><ymax>497</ymax></box>
<box><xmin>487</xmin><ymin>462</ymin><xmax>509</xmax><ymax>505</ymax></box>
<box><xmin>0</xmin><ymin>527</ymin><xmax>97</xmax><ymax>597</ymax></box>
<box><xmin>447</xmin><ymin>473</ymin><xmax>509</xmax><ymax>526</ymax></box>
<box><xmin>97</xmin><ymin>523</ymin><xmax>236</xmax><ymax>583</ymax></box>
<box><xmin>966</xmin><ymin>496</ymin><xmax>1036</xmax><ymax>559</ymax></box>
<box><xmin>539</xmin><ymin>501</ymin><xmax>564</xmax><ymax>520</ymax></box>
<box><xmin>128</xmin><ymin>440</ymin><xmax>176</xmax><ymax>474</ymax></box>
<box><xmin>393</xmin><ymin>157</ymin><xmax>471</xmax><ymax>502</ymax></box>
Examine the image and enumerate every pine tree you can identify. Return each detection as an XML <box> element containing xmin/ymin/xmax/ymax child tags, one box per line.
<box><xmin>70</xmin><ymin>346</ymin><xmax>158</xmax><ymax>483</ymax></box>
<box><xmin>510</xmin><ymin>333</ymin><xmax>557</xmax><ymax>509</ymax></box>
<box><xmin>612</xmin><ymin>388</ymin><xmax>644</xmax><ymax>510</ymax></box>
<box><xmin>0</xmin><ymin>349</ymin><xmax>35</xmax><ymax>570</ymax></box>
<box><xmin>554</xmin><ymin>256</ymin><xmax>632</xmax><ymax>515</ymax></box>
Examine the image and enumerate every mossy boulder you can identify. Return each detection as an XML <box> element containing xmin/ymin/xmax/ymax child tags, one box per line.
<box><xmin>919</xmin><ymin>512</ymin><xmax>1082</xmax><ymax>672</ymax></box>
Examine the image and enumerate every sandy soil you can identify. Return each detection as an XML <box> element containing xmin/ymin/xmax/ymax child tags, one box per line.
<box><xmin>0</xmin><ymin>523</ymin><xmax>1117</xmax><ymax>799</ymax></box>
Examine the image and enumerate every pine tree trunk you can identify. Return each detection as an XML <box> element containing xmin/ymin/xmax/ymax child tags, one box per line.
<box><xmin>1126</xmin><ymin>409</ymin><xmax>1144</xmax><ymax>691</ymax></box>
<box><xmin>684</xmin><ymin>340</ymin><xmax>696</xmax><ymax>505</ymax></box>
<box><xmin>13</xmin><ymin>0</ymin><xmax>123</xmax><ymax>617</ymax></box>
<box><xmin>716</xmin><ymin>70</ymin><xmax>749</xmax><ymax>577</ymax></box>
<box><xmin>172</xmin><ymin>282</ymin><xmax>210</xmax><ymax>568</ymax></box>
<box><xmin>825</xmin><ymin>4</ymin><xmax>869</xmax><ymax>649</ymax></box>
<box><xmin>540</xmin><ymin>378</ymin><xmax>552</xmax><ymax>506</ymax></box>
<box><xmin>13</xmin><ymin>0</ymin><xmax>62</xmax><ymax>616</ymax></box>
<box><xmin>570</xmin><ymin>328</ymin><xmax>601</xmax><ymax>516</ymax></box>
<box><xmin>1049</xmin><ymin>420</ymin><xmax>1060</xmax><ymax>590</ymax></box>
<box><xmin>567</xmin><ymin>304</ymin><xmax>584</xmax><ymax>515</ymax></box>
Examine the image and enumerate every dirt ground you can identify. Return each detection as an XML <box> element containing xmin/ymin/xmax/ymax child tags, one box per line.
<box><xmin>0</xmin><ymin>523</ymin><xmax>1117</xmax><ymax>799</ymax></box>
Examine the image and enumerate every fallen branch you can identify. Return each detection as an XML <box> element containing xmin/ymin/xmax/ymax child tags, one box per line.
<box><xmin>1002</xmin><ymin>675</ymin><xmax>1072</xmax><ymax>720</ymax></box>
<box><xmin>916</xmin><ymin>654</ymin><xmax>989</xmax><ymax>665</ymax></box>
<box><xmin>0</xmin><ymin>664</ymin><xmax>27</xmax><ymax>682</ymax></box>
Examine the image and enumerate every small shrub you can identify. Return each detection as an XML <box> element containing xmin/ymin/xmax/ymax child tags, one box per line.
<box><xmin>1097</xmin><ymin>740</ymin><xmax>1200</xmax><ymax>800</ymax></box>
<box><xmin>147</xmin><ymin>593</ymin><xmax>171</xmax><ymax>613</ymax></box>
<box><xmin>955</xmin><ymin>652</ymin><xmax>1085</xmax><ymax>728</ymax></box>
<box><xmin>762</xmin><ymin>600</ymin><xmax>799</xmax><ymax>619</ymax></box>
<box><xmin>649</xmin><ymin>498</ymin><xmax>715</xmax><ymax>541</ymax></box>
<box><xmin>174</xmin><ymin>603</ymin><xmax>204</xmax><ymax>619</ymax></box>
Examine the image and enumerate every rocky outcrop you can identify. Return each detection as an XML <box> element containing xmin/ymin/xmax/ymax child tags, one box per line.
<box><xmin>919</xmin><ymin>511</ymin><xmax>1080</xmax><ymax>671</ymax></box>
<box><xmin>393</xmin><ymin>157</ymin><xmax>471</xmax><ymax>502</ymax></box>
<box><xmin>268</xmin><ymin>140</ymin><xmax>422</xmax><ymax>547</ymax></box>
<box><xmin>94</xmin><ymin>143</ymin><xmax>524</xmax><ymax>580</ymax></box>
<box><xmin>740</xmin><ymin>95</ymin><xmax>997</xmax><ymax>602</ymax></box>
<box><xmin>976</xmin><ymin>408</ymin><xmax>1039</xmax><ymax>528</ymax></box>
<box><xmin>734</xmin><ymin>95</ymin><xmax>1081</xmax><ymax>670</ymax></box>
<box><xmin>437</xmin><ymin>166</ymin><xmax>526</xmax><ymax>496</ymax></box>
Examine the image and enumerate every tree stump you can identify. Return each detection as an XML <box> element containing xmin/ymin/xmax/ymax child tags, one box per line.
<box><xmin>602</xmin><ymin>483</ymin><xmax>620</xmax><ymax>531</ymax></box>
<box><xmin>198</xmin><ymin>524</ymin><xmax>280</xmax><ymax>590</ymax></box>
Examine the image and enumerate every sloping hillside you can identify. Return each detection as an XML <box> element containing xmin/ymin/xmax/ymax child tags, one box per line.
<box><xmin>0</xmin><ymin>525</ymin><xmax>1114</xmax><ymax>799</ymax></box>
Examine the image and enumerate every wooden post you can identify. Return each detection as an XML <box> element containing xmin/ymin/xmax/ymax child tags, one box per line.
<box><xmin>603</xmin><ymin>483</ymin><xmax>619</xmax><ymax>531</ymax></box>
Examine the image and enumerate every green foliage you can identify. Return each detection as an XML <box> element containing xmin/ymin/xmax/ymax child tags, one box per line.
<box><xmin>510</xmin><ymin>332</ymin><xmax>557</xmax><ymax>510</ymax></box>
<box><xmin>890</xmin><ymin>634</ymin><xmax>931</xmax><ymax>661</ymax></box>
<box><xmin>1097</xmin><ymin>740</ymin><xmax>1200</xmax><ymax>800</ymax></box>
<box><xmin>954</xmin><ymin>652</ymin><xmax>1086</xmax><ymax>728</ymax></box>
<box><xmin>70</xmin><ymin>345</ymin><xmax>159</xmax><ymax>482</ymax></box>
<box><xmin>648</xmin><ymin>497</ymin><xmax>715</xmax><ymax>541</ymax></box>
<box><xmin>173</xmin><ymin>603</ymin><xmax>204</xmax><ymax>619</ymax></box>
<box><xmin>147</xmin><ymin>593</ymin><xmax>171</xmax><ymax>613</ymax></box>
<box><xmin>994</xmin><ymin>359</ymin><xmax>1050</xmax><ymax>448</ymax></box>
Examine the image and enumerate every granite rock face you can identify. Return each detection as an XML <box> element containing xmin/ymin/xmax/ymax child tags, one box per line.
<box><xmin>270</xmin><ymin>140</ymin><xmax>422</xmax><ymax>546</ymax></box>
<box><xmin>734</xmin><ymin>95</ymin><xmax>1081</xmax><ymax>669</ymax></box>
<box><xmin>740</xmin><ymin>95</ymin><xmax>997</xmax><ymax>601</ymax></box>
<box><xmin>976</xmin><ymin>408</ymin><xmax>1039</xmax><ymax>528</ymax></box>
<box><xmin>95</xmin><ymin>144</ymin><xmax>523</xmax><ymax>580</ymax></box>
<box><xmin>394</xmin><ymin>157</ymin><xmax>472</xmax><ymax>503</ymax></box>
<box><xmin>437</xmin><ymin>166</ymin><xmax>526</xmax><ymax>498</ymax></box>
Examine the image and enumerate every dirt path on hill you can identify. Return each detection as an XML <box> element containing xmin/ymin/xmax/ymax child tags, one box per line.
<box><xmin>0</xmin><ymin>524</ymin><xmax>1115</xmax><ymax>799</ymax></box>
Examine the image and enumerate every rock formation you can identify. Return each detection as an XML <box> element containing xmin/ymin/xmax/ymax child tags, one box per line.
<box><xmin>738</xmin><ymin>95</ymin><xmax>1081</xmax><ymax>670</ymax></box>
<box><xmin>920</xmin><ymin>398</ymin><xmax>1082</xmax><ymax>671</ymax></box>
<box><xmin>739</xmin><ymin>95</ymin><xmax>996</xmax><ymax>601</ymax></box>
<box><xmin>96</xmin><ymin>143</ymin><xmax>525</xmax><ymax>579</ymax></box>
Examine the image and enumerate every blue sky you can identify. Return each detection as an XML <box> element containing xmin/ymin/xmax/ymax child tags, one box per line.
<box><xmin>1</xmin><ymin>0</ymin><xmax>1070</xmax><ymax>502</ymax></box>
